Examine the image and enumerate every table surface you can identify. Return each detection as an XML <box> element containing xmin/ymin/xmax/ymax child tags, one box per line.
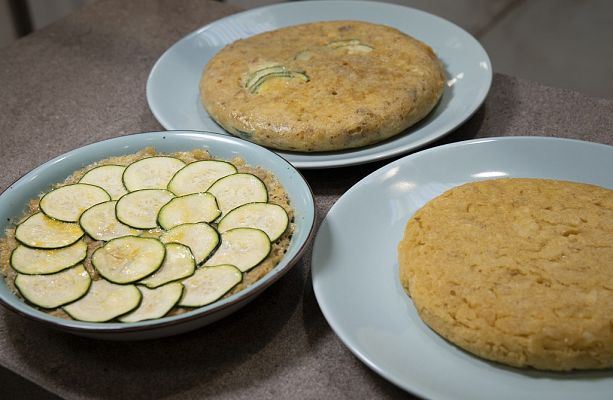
<box><xmin>1</xmin><ymin>1</ymin><xmax>612</xmax><ymax>399</ymax></box>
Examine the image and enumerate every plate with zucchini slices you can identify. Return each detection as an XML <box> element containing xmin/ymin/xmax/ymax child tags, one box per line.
<box><xmin>0</xmin><ymin>131</ymin><xmax>315</xmax><ymax>340</ymax></box>
<box><xmin>147</xmin><ymin>0</ymin><xmax>491</xmax><ymax>168</ymax></box>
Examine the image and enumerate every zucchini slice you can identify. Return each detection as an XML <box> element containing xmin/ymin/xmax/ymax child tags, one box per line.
<box><xmin>119</xmin><ymin>282</ymin><xmax>184</xmax><ymax>323</ymax></box>
<box><xmin>167</xmin><ymin>160</ymin><xmax>237</xmax><ymax>196</ymax></box>
<box><xmin>79</xmin><ymin>200</ymin><xmax>142</xmax><ymax>241</ymax></box>
<box><xmin>204</xmin><ymin>228</ymin><xmax>271</xmax><ymax>272</ymax></box>
<box><xmin>206</xmin><ymin>173</ymin><xmax>268</xmax><ymax>217</ymax></box>
<box><xmin>245</xmin><ymin>65</ymin><xmax>309</xmax><ymax>94</ymax></box>
<box><xmin>217</xmin><ymin>203</ymin><xmax>289</xmax><ymax>242</ymax></box>
<box><xmin>179</xmin><ymin>264</ymin><xmax>242</xmax><ymax>307</ymax></box>
<box><xmin>63</xmin><ymin>279</ymin><xmax>141</xmax><ymax>322</ymax></box>
<box><xmin>15</xmin><ymin>212</ymin><xmax>84</xmax><ymax>249</ymax></box>
<box><xmin>115</xmin><ymin>189</ymin><xmax>174</xmax><ymax>229</ymax></box>
<box><xmin>92</xmin><ymin>236</ymin><xmax>166</xmax><ymax>284</ymax></box>
<box><xmin>139</xmin><ymin>243</ymin><xmax>195</xmax><ymax>288</ymax></box>
<box><xmin>160</xmin><ymin>223</ymin><xmax>219</xmax><ymax>265</ymax></box>
<box><xmin>157</xmin><ymin>192</ymin><xmax>221</xmax><ymax>230</ymax></box>
<box><xmin>79</xmin><ymin>165</ymin><xmax>128</xmax><ymax>200</ymax></box>
<box><xmin>14</xmin><ymin>264</ymin><xmax>91</xmax><ymax>309</ymax></box>
<box><xmin>39</xmin><ymin>183</ymin><xmax>111</xmax><ymax>222</ymax></box>
<box><xmin>122</xmin><ymin>156</ymin><xmax>186</xmax><ymax>191</ymax></box>
<box><xmin>10</xmin><ymin>240</ymin><xmax>87</xmax><ymax>275</ymax></box>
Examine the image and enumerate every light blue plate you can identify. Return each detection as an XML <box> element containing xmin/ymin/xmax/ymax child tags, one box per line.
<box><xmin>146</xmin><ymin>0</ymin><xmax>492</xmax><ymax>168</ymax></box>
<box><xmin>0</xmin><ymin>131</ymin><xmax>316</xmax><ymax>340</ymax></box>
<box><xmin>312</xmin><ymin>137</ymin><xmax>613</xmax><ymax>399</ymax></box>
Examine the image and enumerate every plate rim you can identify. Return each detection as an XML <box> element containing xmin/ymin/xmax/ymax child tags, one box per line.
<box><xmin>146</xmin><ymin>0</ymin><xmax>493</xmax><ymax>169</ymax></box>
<box><xmin>311</xmin><ymin>136</ymin><xmax>613</xmax><ymax>398</ymax></box>
<box><xmin>0</xmin><ymin>130</ymin><xmax>317</xmax><ymax>336</ymax></box>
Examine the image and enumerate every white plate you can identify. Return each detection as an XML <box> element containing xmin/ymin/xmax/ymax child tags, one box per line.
<box><xmin>147</xmin><ymin>0</ymin><xmax>492</xmax><ymax>168</ymax></box>
<box><xmin>311</xmin><ymin>137</ymin><xmax>613</xmax><ymax>399</ymax></box>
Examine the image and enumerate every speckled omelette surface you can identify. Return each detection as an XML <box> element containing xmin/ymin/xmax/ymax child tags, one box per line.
<box><xmin>398</xmin><ymin>178</ymin><xmax>613</xmax><ymax>371</ymax></box>
<box><xmin>200</xmin><ymin>20</ymin><xmax>445</xmax><ymax>152</ymax></box>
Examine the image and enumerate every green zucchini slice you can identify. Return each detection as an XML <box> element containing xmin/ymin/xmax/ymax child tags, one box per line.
<box><xmin>179</xmin><ymin>264</ymin><xmax>242</xmax><ymax>307</ymax></box>
<box><xmin>63</xmin><ymin>279</ymin><xmax>141</xmax><ymax>322</ymax></box>
<box><xmin>119</xmin><ymin>282</ymin><xmax>184</xmax><ymax>323</ymax></box>
<box><xmin>79</xmin><ymin>200</ymin><xmax>142</xmax><ymax>241</ymax></box>
<box><xmin>39</xmin><ymin>183</ymin><xmax>111</xmax><ymax>222</ymax></box>
<box><xmin>167</xmin><ymin>160</ymin><xmax>237</xmax><ymax>196</ymax></box>
<box><xmin>10</xmin><ymin>240</ymin><xmax>87</xmax><ymax>275</ymax></box>
<box><xmin>92</xmin><ymin>236</ymin><xmax>166</xmax><ymax>284</ymax></box>
<box><xmin>157</xmin><ymin>192</ymin><xmax>221</xmax><ymax>230</ymax></box>
<box><xmin>122</xmin><ymin>156</ymin><xmax>186</xmax><ymax>191</ymax></box>
<box><xmin>115</xmin><ymin>189</ymin><xmax>174</xmax><ymax>229</ymax></box>
<box><xmin>204</xmin><ymin>228</ymin><xmax>271</xmax><ymax>272</ymax></box>
<box><xmin>14</xmin><ymin>264</ymin><xmax>91</xmax><ymax>309</ymax></box>
<box><xmin>79</xmin><ymin>165</ymin><xmax>128</xmax><ymax>200</ymax></box>
<box><xmin>15</xmin><ymin>212</ymin><xmax>84</xmax><ymax>249</ymax></box>
<box><xmin>217</xmin><ymin>203</ymin><xmax>289</xmax><ymax>242</ymax></box>
<box><xmin>206</xmin><ymin>173</ymin><xmax>268</xmax><ymax>217</ymax></box>
<box><xmin>160</xmin><ymin>223</ymin><xmax>219</xmax><ymax>265</ymax></box>
<box><xmin>139</xmin><ymin>243</ymin><xmax>196</xmax><ymax>288</ymax></box>
<box><xmin>245</xmin><ymin>65</ymin><xmax>309</xmax><ymax>94</ymax></box>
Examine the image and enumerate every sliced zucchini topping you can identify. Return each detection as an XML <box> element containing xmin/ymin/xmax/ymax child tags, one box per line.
<box><xmin>325</xmin><ymin>39</ymin><xmax>373</xmax><ymax>53</ymax></box>
<box><xmin>157</xmin><ymin>192</ymin><xmax>221</xmax><ymax>230</ymax></box>
<box><xmin>160</xmin><ymin>223</ymin><xmax>219</xmax><ymax>265</ymax></box>
<box><xmin>15</xmin><ymin>264</ymin><xmax>91</xmax><ymax>309</ymax></box>
<box><xmin>10</xmin><ymin>240</ymin><xmax>87</xmax><ymax>275</ymax></box>
<box><xmin>79</xmin><ymin>201</ymin><xmax>142</xmax><ymax>241</ymax></box>
<box><xmin>122</xmin><ymin>156</ymin><xmax>186</xmax><ymax>191</ymax></box>
<box><xmin>119</xmin><ymin>282</ymin><xmax>184</xmax><ymax>323</ymax></box>
<box><xmin>245</xmin><ymin>65</ymin><xmax>309</xmax><ymax>94</ymax></box>
<box><xmin>179</xmin><ymin>264</ymin><xmax>242</xmax><ymax>308</ymax></box>
<box><xmin>63</xmin><ymin>279</ymin><xmax>141</xmax><ymax>322</ymax></box>
<box><xmin>39</xmin><ymin>183</ymin><xmax>111</xmax><ymax>222</ymax></box>
<box><xmin>15</xmin><ymin>212</ymin><xmax>84</xmax><ymax>249</ymax></box>
<box><xmin>79</xmin><ymin>165</ymin><xmax>128</xmax><ymax>200</ymax></box>
<box><xmin>204</xmin><ymin>228</ymin><xmax>271</xmax><ymax>272</ymax></box>
<box><xmin>115</xmin><ymin>189</ymin><xmax>174</xmax><ymax>229</ymax></box>
<box><xmin>206</xmin><ymin>173</ymin><xmax>268</xmax><ymax>217</ymax></box>
<box><xmin>92</xmin><ymin>236</ymin><xmax>165</xmax><ymax>284</ymax></box>
<box><xmin>139</xmin><ymin>243</ymin><xmax>195</xmax><ymax>288</ymax></box>
<box><xmin>218</xmin><ymin>203</ymin><xmax>289</xmax><ymax>242</ymax></box>
<box><xmin>167</xmin><ymin>160</ymin><xmax>237</xmax><ymax>196</ymax></box>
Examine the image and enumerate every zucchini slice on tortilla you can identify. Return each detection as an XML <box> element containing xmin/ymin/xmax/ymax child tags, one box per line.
<box><xmin>139</xmin><ymin>243</ymin><xmax>196</xmax><ymax>288</ymax></box>
<box><xmin>157</xmin><ymin>192</ymin><xmax>221</xmax><ymax>230</ymax></box>
<box><xmin>79</xmin><ymin>200</ymin><xmax>142</xmax><ymax>241</ymax></box>
<box><xmin>122</xmin><ymin>156</ymin><xmax>186</xmax><ymax>191</ymax></box>
<box><xmin>63</xmin><ymin>279</ymin><xmax>141</xmax><ymax>322</ymax></box>
<box><xmin>39</xmin><ymin>183</ymin><xmax>111</xmax><ymax>222</ymax></box>
<box><xmin>79</xmin><ymin>164</ymin><xmax>128</xmax><ymax>200</ymax></box>
<box><xmin>115</xmin><ymin>189</ymin><xmax>174</xmax><ymax>229</ymax></box>
<box><xmin>217</xmin><ymin>202</ymin><xmax>289</xmax><ymax>242</ymax></box>
<box><xmin>119</xmin><ymin>282</ymin><xmax>184</xmax><ymax>323</ymax></box>
<box><xmin>92</xmin><ymin>236</ymin><xmax>165</xmax><ymax>284</ymax></box>
<box><xmin>204</xmin><ymin>228</ymin><xmax>270</xmax><ymax>272</ymax></box>
<box><xmin>10</xmin><ymin>240</ymin><xmax>87</xmax><ymax>275</ymax></box>
<box><xmin>179</xmin><ymin>264</ymin><xmax>242</xmax><ymax>308</ymax></box>
<box><xmin>167</xmin><ymin>160</ymin><xmax>237</xmax><ymax>196</ymax></box>
<box><xmin>206</xmin><ymin>173</ymin><xmax>268</xmax><ymax>217</ymax></box>
<box><xmin>15</xmin><ymin>212</ymin><xmax>84</xmax><ymax>249</ymax></box>
<box><xmin>159</xmin><ymin>222</ymin><xmax>219</xmax><ymax>265</ymax></box>
<box><xmin>15</xmin><ymin>264</ymin><xmax>91</xmax><ymax>309</ymax></box>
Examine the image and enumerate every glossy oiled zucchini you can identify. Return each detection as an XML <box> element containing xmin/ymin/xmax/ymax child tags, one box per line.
<box><xmin>15</xmin><ymin>212</ymin><xmax>84</xmax><ymax>249</ymax></box>
<box><xmin>122</xmin><ymin>156</ymin><xmax>186</xmax><ymax>191</ymax></box>
<box><xmin>179</xmin><ymin>264</ymin><xmax>242</xmax><ymax>307</ymax></box>
<box><xmin>115</xmin><ymin>189</ymin><xmax>174</xmax><ymax>229</ymax></box>
<box><xmin>160</xmin><ymin>223</ymin><xmax>219</xmax><ymax>265</ymax></box>
<box><xmin>79</xmin><ymin>165</ymin><xmax>128</xmax><ymax>200</ymax></box>
<box><xmin>167</xmin><ymin>160</ymin><xmax>237</xmax><ymax>196</ymax></box>
<box><xmin>92</xmin><ymin>236</ymin><xmax>166</xmax><ymax>284</ymax></box>
<box><xmin>39</xmin><ymin>183</ymin><xmax>111</xmax><ymax>222</ymax></box>
<box><xmin>217</xmin><ymin>202</ymin><xmax>289</xmax><ymax>242</ymax></box>
<box><xmin>139</xmin><ymin>243</ymin><xmax>196</xmax><ymax>288</ymax></box>
<box><xmin>204</xmin><ymin>228</ymin><xmax>271</xmax><ymax>272</ymax></box>
<box><xmin>119</xmin><ymin>282</ymin><xmax>184</xmax><ymax>323</ymax></box>
<box><xmin>79</xmin><ymin>200</ymin><xmax>142</xmax><ymax>241</ymax></box>
<box><xmin>157</xmin><ymin>192</ymin><xmax>221</xmax><ymax>230</ymax></box>
<box><xmin>207</xmin><ymin>173</ymin><xmax>268</xmax><ymax>217</ymax></box>
<box><xmin>15</xmin><ymin>264</ymin><xmax>91</xmax><ymax>309</ymax></box>
<box><xmin>63</xmin><ymin>279</ymin><xmax>141</xmax><ymax>322</ymax></box>
<box><xmin>10</xmin><ymin>240</ymin><xmax>87</xmax><ymax>275</ymax></box>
